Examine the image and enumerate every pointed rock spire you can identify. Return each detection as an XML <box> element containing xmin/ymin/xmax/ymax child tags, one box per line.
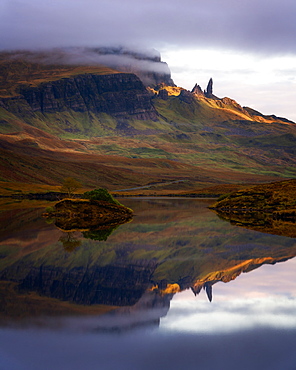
<box><xmin>205</xmin><ymin>78</ymin><xmax>213</xmax><ymax>97</ymax></box>
<box><xmin>191</xmin><ymin>284</ymin><xmax>203</xmax><ymax>296</ymax></box>
<box><xmin>191</xmin><ymin>83</ymin><xmax>204</xmax><ymax>95</ymax></box>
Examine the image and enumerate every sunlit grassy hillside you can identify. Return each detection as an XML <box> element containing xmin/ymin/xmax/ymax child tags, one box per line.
<box><xmin>0</xmin><ymin>50</ymin><xmax>295</xmax><ymax>193</ymax></box>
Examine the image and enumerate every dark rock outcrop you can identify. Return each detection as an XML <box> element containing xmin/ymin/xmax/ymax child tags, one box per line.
<box><xmin>192</xmin><ymin>79</ymin><xmax>218</xmax><ymax>99</ymax></box>
<box><xmin>191</xmin><ymin>83</ymin><xmax>204</xmax><ymax>96</ymax></box>
<box><xmin>204</xmin><ymin>78</ymin><xmax>219</xmax><ymax>99</ymax></box>
<box><xmin>178</xmin><ymin>89</ymin><xmax>195</xmax><ymax>104</ymax></box>
<box><xmin>1</xmin><ymin>73</ymin><xmax>158</xmax><ymax>121</ymax></box>
<box><xmin>158</xmin><ymin>89</ymin><xmax>169</xmax><ymax>100</ymax></box>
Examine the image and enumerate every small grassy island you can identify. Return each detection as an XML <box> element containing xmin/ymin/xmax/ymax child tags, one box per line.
<box><xmin>44</xmin><ymin>188</ymin><xmax>133</xmax><ymax>232</ymax></box>
<box><xmin>210</xmin><ymin>179</ymin><xmax>296</xmax><ymax>237</ymax></box>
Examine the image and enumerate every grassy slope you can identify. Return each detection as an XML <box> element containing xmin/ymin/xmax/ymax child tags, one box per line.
<box><xmin>0</xmin><ymin>52</ymin><xmax>296</xmax><ymax>193</ymax></box>
<box><xmin>211</xmin><ymin>179</ymin><xmax>296</xmax><ymax>211</ymax></box>
<box><xmin>210</xmin><ymin>179</ymin><xmax>296</xmax><ymax>238</ymax></box>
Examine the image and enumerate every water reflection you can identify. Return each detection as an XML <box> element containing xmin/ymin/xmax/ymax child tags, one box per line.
<box><xmin>59</xmin><ymin>232</ymin><xmax>82</xmax><ymax>252</ymax></box>
<box><xmin>163</xmin><ymin>258</ymin><xmax>296</xmax><ymax>334</ymax></box>
<box><xmin>0</xmin><ymin>198</ymin><xmax>295</xmax><ymax>330</ymax></box>
<box><xmin>215</xmin><ymin>209</ymin><xmax>296</xmax><ymax>238</ymax></box>
<box><xmin>1</xmin><ymin>198</ymin><xmax>296</xmax><ymax>370</ymax></box>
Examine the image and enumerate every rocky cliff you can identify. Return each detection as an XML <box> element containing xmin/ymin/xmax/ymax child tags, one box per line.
<box><xmin>1</xmin><ymin>72</ymin><xmax>158</xmax><ymax>121</ymax></box>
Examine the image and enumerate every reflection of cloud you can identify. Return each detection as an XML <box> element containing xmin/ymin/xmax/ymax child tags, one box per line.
<box><xmin>1</xmin><ymin>327</ymin><xmax>296</xmax><ymax>370</ymax></box>
<box><xmin>162</xmin><ymin>296</ymin><xmax>296</xmax><ymax>333</ymax></box>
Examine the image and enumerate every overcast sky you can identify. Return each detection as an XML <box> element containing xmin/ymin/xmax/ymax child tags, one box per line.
<box><xmin>1</xmin><ymin>0</ymin><xmax>296</xmax><ymax>120</ymax></box>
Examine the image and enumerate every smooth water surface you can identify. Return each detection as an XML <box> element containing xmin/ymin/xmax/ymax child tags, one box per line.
<box><xmin>0</xmin><ymin>198</ymin><xmax>296</xmax><ymax>370</ymax></box>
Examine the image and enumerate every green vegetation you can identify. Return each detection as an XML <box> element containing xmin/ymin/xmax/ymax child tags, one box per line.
<box><xmin>82</xmin><ymin>226</ymin><xmax>118</xmax><ymax>241</ymax></box>
<box><xmin>83</xmin><ymin>188</ymin><xmax>122</xmax><ymax>206</ymax></box>
<box><xmin>130</xmin><ymin>147</ymin><xmax>173</xmax><ymax>159</ymax></box>
<box><xmin>45</xmin><ymin>206</ymin><xmax>54</xmax><ymax>213</ymax></box>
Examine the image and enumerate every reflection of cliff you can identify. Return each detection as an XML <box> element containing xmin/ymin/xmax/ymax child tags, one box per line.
<box><xmin>1</xmin><ymin>198</ymin><xmax>296</xmax><ymax>322</ymax></box>
<box><xmin>5</xmin><ymin>261</ymin><xmax>156</xmax><ymax>307</ymax></box>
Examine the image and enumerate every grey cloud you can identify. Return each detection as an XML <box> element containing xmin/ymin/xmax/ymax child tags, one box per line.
<box><xmin>64</xmin><ymin>49</ymin><xmax>170</xmax><ymax>74</ymax></box>
<box><xmin>6</xmin><ymin>47</ymin><xmax>172</xmax><ymax>87</ymax></box>
<box><xmin>1</xmin><ymin>0</ymin><xmax>296</xmax><ymax>56</ymax></box>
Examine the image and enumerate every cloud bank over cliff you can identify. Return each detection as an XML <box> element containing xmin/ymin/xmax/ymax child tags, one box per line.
<box><xmin>1</xmin><ymin>0</ymin><xmax>295</xmax><ymax>55</ymax></box>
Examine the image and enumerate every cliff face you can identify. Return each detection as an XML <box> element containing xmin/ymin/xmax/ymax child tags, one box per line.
<box><xmin>1</xmin><ymin>72</ymin><xmax>158</xmax><ymax>121</ymax></box>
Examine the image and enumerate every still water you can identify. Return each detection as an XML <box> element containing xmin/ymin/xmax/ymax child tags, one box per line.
<box><xmin>0</xmin><ymin>198</ymin><xmax>296</xmax><ymax>370</ymax></box>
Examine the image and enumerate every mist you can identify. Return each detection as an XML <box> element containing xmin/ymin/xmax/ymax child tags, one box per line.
<box><xmin>1</xmin><ymin>327</ymin><xmax>296</xmax><ymax>370</ymax></box>
<box><xmin>5</xmin><ymin>46</ymin><xmax>173</xmax><ymax>86</ymax></box>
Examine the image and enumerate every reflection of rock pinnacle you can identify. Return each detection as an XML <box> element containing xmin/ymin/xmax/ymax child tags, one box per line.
<box><xmin>191</xmin><ymin>285</ymin><xmax>203</xmax><ymax>296</ymax></box>
<box><xmin>204</xmin><ymin>282</ymin><xmax>213</xmax><ymax>302</ymax></box>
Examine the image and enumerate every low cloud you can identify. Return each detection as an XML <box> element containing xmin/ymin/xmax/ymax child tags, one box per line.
<box><xmin>1</xmin><ymin>0</ymin><xmax>296</xmax><ymax>56</ymax></box>
<box><xmin>10</xmin><ymin>46</ymin><xmax>170</xmax><ymax>73</ymax></box>
<box><xmin>6</xmin><ymin>46</ymin><xmax>173</xmax><ymax>86</ymax></box>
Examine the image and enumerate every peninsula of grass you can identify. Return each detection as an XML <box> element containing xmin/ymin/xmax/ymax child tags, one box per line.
<box><xmin>210</xmin><ymin>179</ymin><xmax>296</xmax><ymax>220</ymax></box>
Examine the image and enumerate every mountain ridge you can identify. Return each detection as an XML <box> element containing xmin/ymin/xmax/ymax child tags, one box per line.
<box><xmin>0</xmin><ymin>48</ymin><xmax>295</xmax><ymax>192</ymax></box>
